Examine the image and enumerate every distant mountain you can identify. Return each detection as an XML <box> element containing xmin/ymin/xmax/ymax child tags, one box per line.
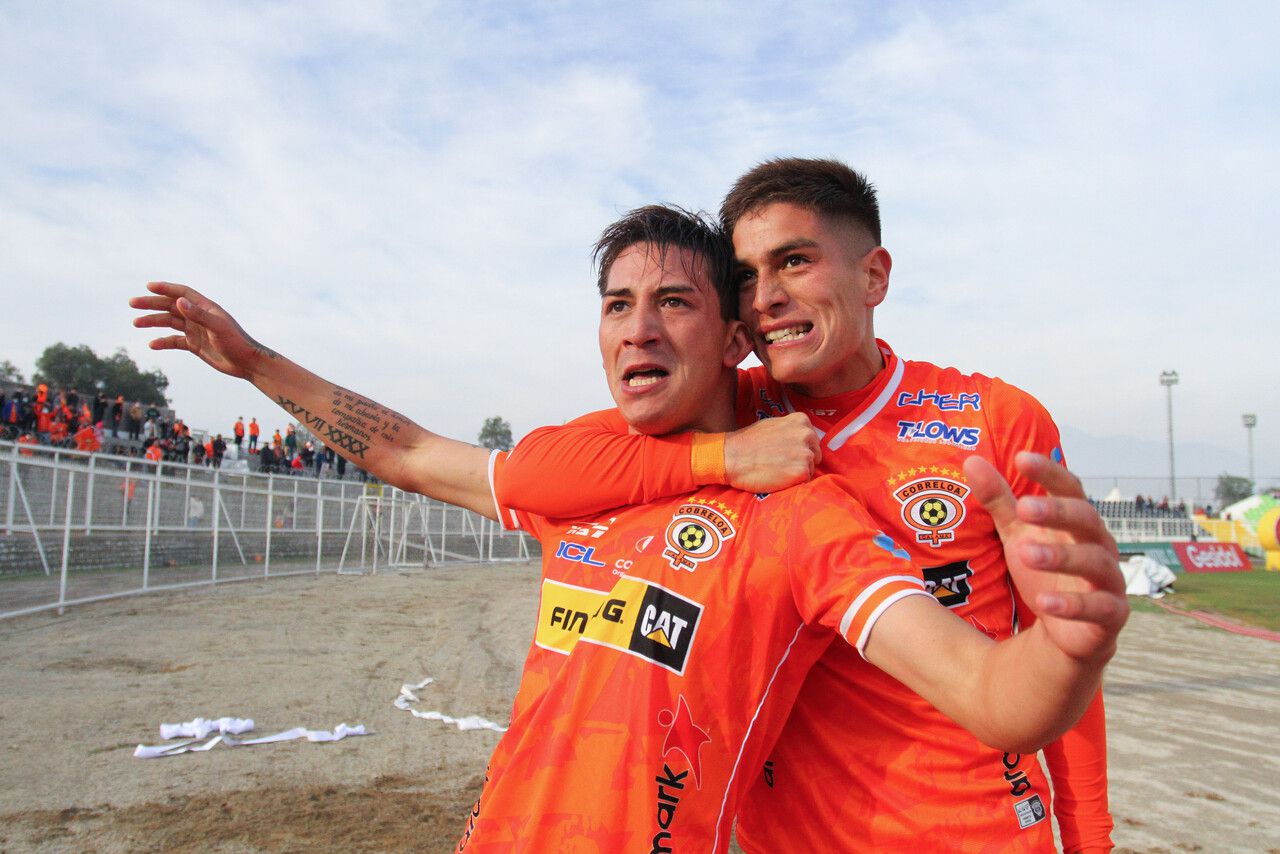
<box><xmin>1058</xmin><ymin>425</ymin><xmax>1275</xmax><ymax>501</ymax></box>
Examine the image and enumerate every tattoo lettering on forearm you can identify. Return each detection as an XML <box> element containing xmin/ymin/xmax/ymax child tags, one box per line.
<box><xmin>324</xmin><ymin>427</ymin><xmax>369</xmax><ymax>458</ymax></box>
<box><xmin>328</xmin><ymin>388</ymin><xmax>410</xmax><ymax>445</ymax></box>
<box><xmin>275</xmin><ymin>394</ymin><xmax>367</xmax><ymax>458</ymax></box>
<box><xmin>273</xmin><ymin>390</ymin><xmax>412</xmax><ymax>463</ymax></box>
<box><xmin>276</xmin><ymin>396</ymin><xmax>328</xmax><ymax>432</ymax></box>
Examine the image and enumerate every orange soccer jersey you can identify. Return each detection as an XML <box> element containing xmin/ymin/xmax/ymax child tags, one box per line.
<box><xmin>496</xmin><ymin>340</ymin><xmax>1113</xmax><ymax>853</ymax></box>
<box><xmin>460</xmin><ymin>460</ymin><xmax>927</xmax><ymax>853</ymax></box>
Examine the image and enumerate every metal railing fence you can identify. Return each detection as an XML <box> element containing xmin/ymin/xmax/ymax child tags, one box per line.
<box><xmin>1098</xmin><ymin>517</ymin><xmax>1206</xmax><ymax>542</ymax></box>
<box><xmin>0</xmin><ymin>440</ymin><xmax>536</xmax><ymax>620</ymax></box>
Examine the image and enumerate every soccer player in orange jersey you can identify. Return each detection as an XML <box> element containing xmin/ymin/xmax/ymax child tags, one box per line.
<box><xmin>497</xmin><ymin>160</ymin><xmax>1118</xmax><ymax>852</ymax></box>
<box><xmin>130</xmin><ymin>204</ymin><xmax>1125</xmax><ymax>852</ymax></box>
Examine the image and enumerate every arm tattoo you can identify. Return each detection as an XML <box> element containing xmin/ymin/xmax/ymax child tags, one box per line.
<box><xmin>248</xmin><ymin>336</ymin><xmax>281</xmax><ymax>361</ymax></box>
<box><xmin>275</xmin><ymin>391</ymin><xmax>411</xmax><ymax>461</ymax></box>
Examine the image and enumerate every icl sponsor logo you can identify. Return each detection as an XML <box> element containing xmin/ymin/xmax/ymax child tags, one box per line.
<box><xmin>556</xmin><ymin>540</ymin><xmax>607</xmax><ymax>567</ymax></box>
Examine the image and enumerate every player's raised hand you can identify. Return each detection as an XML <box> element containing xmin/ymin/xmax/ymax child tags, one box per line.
<box><xmin>130</xmin><ymin>282</ymin><xmax>277</xmax><ymax>381</ymax></box>
<box><xmin>723</xmin><ymin>412</ymin><xmax>821</xmax><ymax>492</ymax></box>
<box><xmin>964</xmin><ymin>452</ymin><xmax>1128</xmax><ymax>665</ymax></box>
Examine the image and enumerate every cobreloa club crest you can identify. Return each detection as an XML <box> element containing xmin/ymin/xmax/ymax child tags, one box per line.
<box><xmin>890</xmin><ymin>469</ymin><xmax>970</xmax><ymax>548</ymax></box>
<box><xmin>663</xmin><ymin>499</ymin><xmax>737</xmax><ymax>571</ymax></box>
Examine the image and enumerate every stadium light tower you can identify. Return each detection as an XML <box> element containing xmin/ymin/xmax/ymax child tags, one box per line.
<box><xmin>1243</xmin><ymin>413</ymin><xmax>1257</xmax><ymax>487</ymax></box>
<box><xmin>1159</xmin><ymin>371</ymin><xmax>1179</xmax><ymax>500</ymax></box>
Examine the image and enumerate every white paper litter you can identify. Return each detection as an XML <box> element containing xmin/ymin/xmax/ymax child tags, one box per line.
<box><xmin>160</xmin><ymin>716</ymin><xmax>254</xmax><ymax>740</ymax></box>
<box><xmin>135</xmin><ymin>717</ymin><xmax>370</xmax><ymax>758</ymax></box>
<box><xmin>394</xmin><ymin>677</ymin><xmax>508</xmax><ymax>733</ymax></box>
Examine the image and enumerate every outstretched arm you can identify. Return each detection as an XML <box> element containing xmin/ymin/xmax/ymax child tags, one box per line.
<box><xmin>864</xmin><ymin>453</ymin><xmax>1127</xmax><ymax>753</ymax></box>
<box><xmin>130</xmin><ymin>281</ymin><xmax>496</xmax><ymax>518</ymax></box>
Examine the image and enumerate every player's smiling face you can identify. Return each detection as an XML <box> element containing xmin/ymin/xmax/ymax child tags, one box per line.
<box><xmin>599</xmin><ymin>243</ymin><xmax>749</xmax><ymax>436</ymax></box>
<box><xmin>733</xmin><ymin>202</ymin><xmax>890</xmax><ymax>397</ymax></box>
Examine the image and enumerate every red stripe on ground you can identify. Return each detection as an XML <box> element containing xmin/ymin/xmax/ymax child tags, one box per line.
<box><xmin>1153</xmin><ymin>600</ymin><xmax>1280</xmax><ymax>642</ymax></box>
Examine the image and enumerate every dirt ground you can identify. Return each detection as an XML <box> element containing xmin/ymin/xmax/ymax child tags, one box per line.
<box><xmin>0</xmin><ymin>564</ymin><xmax>1277</xmax><ymax>853</ymax></box>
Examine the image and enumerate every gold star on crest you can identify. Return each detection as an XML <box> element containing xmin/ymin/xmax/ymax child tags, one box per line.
<box><xmin>688</xmin><ymin>495</ymin><xmax>739</xmax><ymax>522</ymax></box>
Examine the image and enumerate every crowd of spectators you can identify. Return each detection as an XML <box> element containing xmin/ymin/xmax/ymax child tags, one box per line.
<box><xmin>0</xmin><ymin>384</ymin><xmax>170</xmax><ymax>454</ymax></box>
<box><xmin>1133</xmin><ymin>494</ymin><xmax>1188</xmax><ymax>516</ymax></box>
<box><xmin>1</xmin><ymin>383</ymin><xmax>368</xmax><ymax>481</ymax></box>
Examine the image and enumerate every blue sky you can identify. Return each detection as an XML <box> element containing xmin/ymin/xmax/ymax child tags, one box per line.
<box><xmin>2</xmin><ymin>1</ymin><xmax>1276</xmax><ymax>484</ymax></box>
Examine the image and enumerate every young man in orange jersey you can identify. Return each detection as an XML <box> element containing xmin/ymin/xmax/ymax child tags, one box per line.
<box><xmin>130</xmin><ymin>205</ymin><xmax>1125</xmax><ymax>851</ymax></box>
<box><xmin>497</xmin><ymin>159</ymin><xmax>1117</xmax><ymax>852</ymax></box>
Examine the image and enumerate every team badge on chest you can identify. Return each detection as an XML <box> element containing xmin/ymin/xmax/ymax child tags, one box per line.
<box><xmin>889</xmin><ymin>468</ymin><xmax>970</xmax><ymax>548</ymax></box>
<box><xmin>662</xmin><ymin>498</ymin><xmax>737</xmax><ymax>571</ymax></box>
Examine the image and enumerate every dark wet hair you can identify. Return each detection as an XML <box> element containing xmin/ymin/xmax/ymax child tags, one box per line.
<box><xmin>593</xmin><ymin>204</ymin><xmax>737</xmax><ymax>320</ymax></box>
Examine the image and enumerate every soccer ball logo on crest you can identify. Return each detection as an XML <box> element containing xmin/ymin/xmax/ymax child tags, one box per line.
<box><xmin>893</xmin><ymin>475</ymin><xmax>970</xmax><ymax>548</ymax></box>
<box><xmin>663</xmin><ymin>502</ymin><xmax>736</xmax><ymax>572</ymax></box>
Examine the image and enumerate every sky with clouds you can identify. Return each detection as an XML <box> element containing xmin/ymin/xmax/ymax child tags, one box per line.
<box><xmin>2</xmin><ymin>1</ymin><xmax>1275</xmax><ymax>486</ymax></box>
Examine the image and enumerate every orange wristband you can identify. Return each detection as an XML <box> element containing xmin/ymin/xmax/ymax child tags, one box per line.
<box><xmin>690</xmin><ymin>432</ymin><xmax>727</xmax><ymax>485</ymax></box>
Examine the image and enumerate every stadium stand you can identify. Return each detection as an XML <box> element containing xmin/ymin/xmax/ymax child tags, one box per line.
<box><xmin>1091</xmin><ymin>498</ymin><xmax>1210</xmax><ymax>541</ymax></box>
<box><xmin>1</xmin><ymin>379</ymin><xmax>363</xmax><ymax>481</ymax></box>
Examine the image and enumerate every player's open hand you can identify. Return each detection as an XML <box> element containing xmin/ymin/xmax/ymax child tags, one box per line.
<box><xmin>723</xmin><ymin>412</ymin><xmax>821</xmax><ymax>493</ymax></box>
<box><xmin>965</xmin><ymin>452</ymin><xmax>1128</xmax><ymax>665</ymax></box>
<box><xmin>130</xmin><ymin>282</ymin><xmax>277</xmax><ymax>381</ymax></box>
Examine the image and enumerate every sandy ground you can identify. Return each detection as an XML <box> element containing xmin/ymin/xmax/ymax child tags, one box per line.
<box><xmin>0</xmin><ymin>564</ymin><xmax>1277</xmax><ymax>853</ymax></box>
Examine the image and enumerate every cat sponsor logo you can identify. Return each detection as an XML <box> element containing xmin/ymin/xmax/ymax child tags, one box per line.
<box><xmin>923</xmin><ymin>560</ymin><xmax>973</xmax><ymax>608</ymax></box>
<box><xmin>535</xmin><ymin>577</ymin><xmax>702</xmax><ymax>674</ymax></box>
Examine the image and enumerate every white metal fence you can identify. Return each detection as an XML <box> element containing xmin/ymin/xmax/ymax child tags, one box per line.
<box><xmin>1098</xmin><ymin>517</ymin><xmax>1206</xmax><ymax>542</ymax></box>
<box><xmin>0</xmin><ymin>440</ymin><xmax>537</xmax><ymax>619</ymax></box>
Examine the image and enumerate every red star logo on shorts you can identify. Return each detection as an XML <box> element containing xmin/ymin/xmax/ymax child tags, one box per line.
<box><xmin>658</xmin><ymin>694</ymin><xmax>711</xmax><ymax>788</ymax></box>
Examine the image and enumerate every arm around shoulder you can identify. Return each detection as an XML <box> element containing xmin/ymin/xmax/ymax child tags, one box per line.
<box><xmin>496</xmin><ymin>414</ymin><xmax>704</xmax><ymax>517</ymax></box>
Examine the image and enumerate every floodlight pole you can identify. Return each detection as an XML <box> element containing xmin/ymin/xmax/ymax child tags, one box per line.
<box><xmin>1159</xmin><ymin>371</ymin><xmax>1179</xmax><ymax>501</ymax></box>
<box><xmin>1243</xmin><ymin>413</ymin><xmax>1257</xmax><ymax>488</ymax></box>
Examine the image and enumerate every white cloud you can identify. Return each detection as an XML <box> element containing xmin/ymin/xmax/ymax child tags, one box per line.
<box><xmin>1</xmin><ymin>1</ymin><xmax>1275</xmax><ymax>479</ymax></box>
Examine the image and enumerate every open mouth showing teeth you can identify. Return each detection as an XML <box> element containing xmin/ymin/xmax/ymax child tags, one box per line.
<box><xmin>764</xmin><ymin>324</ymin><xmax>813</xmax><ymax>344</ymax></box>
<box><xmin>624</xmin><ymin>368</ymin><xmax>668</xmax><ymax>388</ymax></box>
